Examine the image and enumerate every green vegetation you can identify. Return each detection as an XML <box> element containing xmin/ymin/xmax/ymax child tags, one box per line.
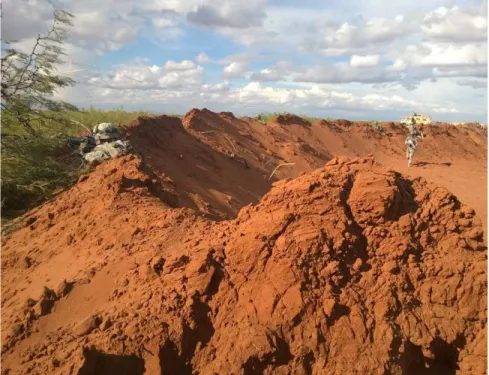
<box><xmin>1</xmin><ymin>109</ymin><xmax>156</xmax><ymax>219</ymax></box>
<box><xmin>255</xmin><ymin>112</ymin><xmax>323</xmax><ymax>124</ymax></box>
<box><xmin>0</xmin><ymin>8</ymin><xmax>162</xmax><ymax>220</ymax></box>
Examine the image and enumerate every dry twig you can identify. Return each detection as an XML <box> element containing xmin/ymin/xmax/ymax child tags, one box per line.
<box><xmin>268</xmin><ymin>163</ymin><xmax>295</xmax><ymax>180</ymax></box>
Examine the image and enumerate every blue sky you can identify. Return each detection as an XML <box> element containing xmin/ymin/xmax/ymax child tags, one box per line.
<box><xmin>3</xmin><ymin>0</ymin><xmax>488</xmax><ymax>122</ymax></box>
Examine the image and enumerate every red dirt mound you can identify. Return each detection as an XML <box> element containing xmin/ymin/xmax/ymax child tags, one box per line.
<box><xmin>274</xmin><ymin>114</ymin><xmax>312</xmax><ymax>127</ymax></box>
<box><xmin>182</xmin><ymin>108</ymin><xmax>234</xmax><ymax>132</ymax></box>
<box><xmin>1</xmin><ymin>157</ymin><xmax>486</xmax><ymax>374</ymax></box>
<box><xmin>123</xmin><ymin>114</ymin><xmax>273</xmax><ymax>220</ymax></box>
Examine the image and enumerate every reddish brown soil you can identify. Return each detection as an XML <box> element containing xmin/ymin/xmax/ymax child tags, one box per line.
<box><xmin>273</xmin><ymin>114</ymin><xmax>312</xmax><ymax>127</ymax></box>
<box><xmin>2</xmin><ymin>110</ymin><xmax>487</xmax><ymax>374</ymax></box>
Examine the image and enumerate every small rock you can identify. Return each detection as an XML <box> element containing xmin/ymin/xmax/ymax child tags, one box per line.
<box><xmin>125</xmin><ymin>322</ymin><xmax>139</xmax><ymax>337</ymax></box>
<box><xmin>66</xmin><ymin>234</ymin><xmax>74</xmax><ymax>245</ymax></box>
<box><xmin>33</xmin><ymin>298</ymin><xmax>54</xmax><ymax>317</ymax></box>
<box><xmin>100</xmin><ymin>317</ymin><xmax>113</xmax><ymax>331</ymax></box>
<box><xmin>56</xmin><ymin>280</ymin><xmax>73</xmax><ymax>298</ymax></box>
<box><xmin>11</xmin><ymin>323</ymin><xmax>24</xmax><ymax>336</ymax></box>
<box><xmin>458</xmin><ymin>218</ymin><xmax>471</xmax><ymax>228</ymax></box>
<box><xmin>352</xmin><ymin>258</ymin><xmax>363</xmax><ymax>271</ymax></box>
<box><xmin>73</xmin><ymin>315</ymin><xmax>101</xmax><ymax>337</ymax></box>
<box><xmin>382</xmin><ymin>261</ymin><xmax>399</xmax><ymax>274</ymax></box>
<box><xmin>322</xmin><ymin>299</ymin><xmax>336</xmax><ymax>317</ymax></box>
<box><xmin>25</xmin><ymin>217</ymin><xmax>37</xmax><ymax>226</ymax></box>
<box><xmin>178</xmin><ymin>154</ymin><xmax>184</xmax><ymax>160</ymax></box>
<box><xmin>398</xmin><ymin>215</ymin><xmax>411</xmax><ymax>230</ymax></box>
<box><xmin>151</xmin><ymin>257</ymin><xmax>165</xmax><ymax>275</ymax></box>
<box><xmin>461</xmin><ymin>206</ymin><xmax>475</xmax><ymax>217</ymax></box>
<box><xmin>326</xmin><ymin>157</ymin><xmax>338</xmax><ymax>166</ymax></box>
<box><xmin>139</xmin><ymin>264</ymin><xmax>157</xmax><ymax>281</ymax></box>
<box><xmin>468</xmin><ymin>227</ymin><xmax>484</xmax><ymax>240</ymax></box>
<box><xmin>52</xmin><ymin>358</ymin><xmax>60</xmax><ymax>368</ymax></box>
<box><xmin>22</xmin><ymin>257</ymin><xmax>32</xmax><ymax>269</ymax></box>
<box><xmin>86</xmin><ymin>268</ymin><xmax>96</xmax><ymax>278</ymax></box>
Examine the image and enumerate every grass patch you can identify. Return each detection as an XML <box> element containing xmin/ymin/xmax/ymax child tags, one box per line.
<box><xmin>1</xmin><ymin>108</ymin><xmax>162</xmax><ymax>221</ymax></box>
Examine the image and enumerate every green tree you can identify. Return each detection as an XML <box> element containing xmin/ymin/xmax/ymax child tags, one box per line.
<box><xmin>1</xmin><ymin>9</ymin><xmax>81</xmax><ymax>218</ymax></box>
<box><xmin>1</xmin><ymin>9</ymin><xmax>77</xmax><ymax>135</ymax></box>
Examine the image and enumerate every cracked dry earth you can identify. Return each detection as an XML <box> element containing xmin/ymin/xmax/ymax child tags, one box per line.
<box><xmin>1</xmin><ymin>156</ymin><xmax>487</xmax><ymax>375</ymax></box>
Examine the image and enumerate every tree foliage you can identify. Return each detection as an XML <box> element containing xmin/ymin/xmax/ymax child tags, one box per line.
<box><xmin>1</xmin><ymin>9</ymin><xmax>82</xmax><ymax>218</ymax></box>
<box><xmin>1</xmin><ymin>9</ymin><xmax>77</xmax><ymax>136</ymax></box>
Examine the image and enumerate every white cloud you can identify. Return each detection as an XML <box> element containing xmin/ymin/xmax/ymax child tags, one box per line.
<box><xmin>1</xmin><ymin>0</ymin><xmax>53</xmax><ymax>41</ymax></box>
<box><xmin>310</xmin><ymin>16</ymin><xmax>414</xmax><ymax>56</ymax></box>
<box><xmin>186</xmin><ymin>0</ymin><xmax>267</xmax><ymax>29</ymax></box>
<box><xmin>422</xmin><ymin>5</ymin><xmax>487</xmax><ymax>43</ymax></box>
<box><xmin>455</xmin><ymin>79</ymin><xmax>487</xmax><ymax>89</ymax></box>
<box><xmin>398</xmin><ymin>42</ymin><xmax>487</xmax><ymax>66</ymax></box>
<box><xmin>249</xmin><ymin>61</ymin><xmax>291</xmax><ymax>82</ymax></box>
<box><xmin>164</xmin><ymin>60</ymin><xmax>199</xmax><ymax>71</ymax></box>
<box><xmin>433</xmin><ymin>65</ymin><xmax>488</xmax><ymax>78</ymax></box>
<box><xmin>152</xmin><ymin>17</ymin><xmax>178</xmax><ymax>29</ymax></box>
<box><xmin>222</xmin><ymin>62</ymin><xmax>249</xmax><ymax>79</ymax></box>
<box><xmin>3</xmin><ymin>0</ymin><xmax>487</xmax><ymax>122</ymax></box>
<box><xmin>293</xmin><ymin>63</ymin><xmax>401</xmax><ymax>85</ymax></box>
<box><xmin>88</xmin><ymin>59</ymin><xmax>204</xmax><ymax>90</ymax></box>
<box><xmin>350</xmin><ymin>54</ymin><xmax>381</xmax><ymax>67</ymax></box>
<box><xmin>249</xmin><ymin>68</ymin><xmax>284</xmax><ymax>82</ymax></box>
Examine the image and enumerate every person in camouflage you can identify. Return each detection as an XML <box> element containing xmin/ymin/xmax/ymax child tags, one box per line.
<box><xmin>405</xmin><ymin>118</ymin><xmax>424</xmax><ymax>167</ymax></box>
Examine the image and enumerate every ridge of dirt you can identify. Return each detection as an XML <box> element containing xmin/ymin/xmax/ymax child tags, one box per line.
<box><xmin>2</xmin><ymin>109</ymin><xmax>487</xmax><ymax>374</ymax></box>
<box><xmin>273</xmin><ymin>114</ymin><xmax>312</xmax><ymax>127</ymax></box>
<box><xmin>1</xmin><ymin>156</ymin><xmax>486</xmax><ymax>375</ymax></box>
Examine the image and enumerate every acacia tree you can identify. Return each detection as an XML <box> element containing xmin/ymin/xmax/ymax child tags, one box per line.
<box><xmin>1</xmin><ymin>9</ymin><xmax>77</xmax><ymax>136</ymax></box>
<box><xmin>1</xmin><ymin>10</ymin><xmax>82</xmax><ymax>217</ymax></box>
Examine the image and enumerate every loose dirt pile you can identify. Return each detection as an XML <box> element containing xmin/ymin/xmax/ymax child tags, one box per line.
<box><xmin>273</xmin><ymin>114</ymin><xmax>312</xmax><ymax>127</ymax></box>
<box><xmin>2</xmin><ymin>153</ymin><xmax>486</xmax><ymax>374</ymax></box>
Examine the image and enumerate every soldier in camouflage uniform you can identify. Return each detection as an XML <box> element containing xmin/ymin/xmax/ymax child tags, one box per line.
<box><xmin>405</xmin><ymin>118</ymin><xmax>424</xmax><ymax>167</ymax></box>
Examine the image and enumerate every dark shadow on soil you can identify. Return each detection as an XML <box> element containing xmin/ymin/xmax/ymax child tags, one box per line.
<box><xmin>159</xmin><ymin>340</ymin><xmax>192</xmax><ymax>375</ymax></box>
<box><xmin>78</xmin><ymin>347</ymin><xmax>145</xmax><ymax>375</ymax></box>
<box><xmin>414</xmin><ymin>161</ymin><xmax>452</xmax><ymax>167</ymax></box>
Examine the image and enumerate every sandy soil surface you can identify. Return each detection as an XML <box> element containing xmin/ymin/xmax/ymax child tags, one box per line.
<box><xmin>2</xmin><ymin>109</ymin><xmax>487</xmax><ymax>375</ymax></box>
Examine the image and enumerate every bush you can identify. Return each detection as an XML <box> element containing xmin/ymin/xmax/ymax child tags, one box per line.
<box><xmin>1</xmin><ymin>109</ymin><xmax>157</xmax><ymax>219</ymax></box>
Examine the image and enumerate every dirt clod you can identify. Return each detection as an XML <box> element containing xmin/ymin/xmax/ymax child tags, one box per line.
<box><xmin>74</xmin><ymin>315</ymin><xmax>101</xmax><ymax>337</ymax></box>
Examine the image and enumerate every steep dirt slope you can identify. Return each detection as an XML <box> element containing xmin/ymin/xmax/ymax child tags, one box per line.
<box><xmin>122</xmin><ymin>114</ymin><xmax>272</xmax><ymax>220</ymax></box>
<box><xmin>120</xmin><ymin>110</ymin><xmax>486</xmax><ymax>228</ymax></box>
<box><xmin>1</xmin><ymin>157</ymin><xmax>486</xmax><ymax>374</ymax></box>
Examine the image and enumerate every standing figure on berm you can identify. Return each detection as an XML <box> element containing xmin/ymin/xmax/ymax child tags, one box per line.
<box><xmin>405</xmin><ymin>117</ymin><xmax>424</xmax><ymax>167</ymax></box>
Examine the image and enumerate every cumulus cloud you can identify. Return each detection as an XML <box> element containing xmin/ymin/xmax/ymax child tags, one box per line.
<box><xmin>350</xmin><ymin>54</ymin><xmax>381</xmax><ymax>67</ymax></box>
<box><xmin>433</xmin><ymin>65</ymin><xmax>488</xmax><ymax>78</ymax></box>
<box><xmin>222</xmin><ymin>62</ymin><xmax>249</xmax><ymax>79</ymax></box>
<box><xmin>309</xmin><ymin>16</ymin><xmax>414</xmax><ymax>56</ymax></box>
<box><xmin>293</xmin><ymin>63</ymin><xmax>401</xmax><ymax>85</ymax></box>
<box><xmin>396</xmin><ymin>42</ymin><xmax>487</xmax><ymax>67</ymax></box>
<box><xmin>422</xmin><ymin>5</ymin><xmax>487</xmax><ymax>43</ymax></box>
<box><xmin>88</xmin><ymin>59</ymin><xmax>204</xmax><ymax>90</ymax></box>
<box><xmin>1</xmin><ymin>0</ymin><xmax>54</xmax><ymax>41</ymax></box>
<box><xmin>186</xmin><ymin>0</ymin><xmax>267</xmax><ymax>29</ymax></box>
<box><xmin>249</xmin><ymin>61</ymin><xmax>291</xmax><ymax>82</ymax></box>
<box><xmin>455</xmin><ymin>79</ymin><xmax>487</xmax><ymax>89</ymax></box>
<box><xmin>3</xmin><ymin>0</ymin><xmax>487</xmax><ymax>122</ymax></box>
